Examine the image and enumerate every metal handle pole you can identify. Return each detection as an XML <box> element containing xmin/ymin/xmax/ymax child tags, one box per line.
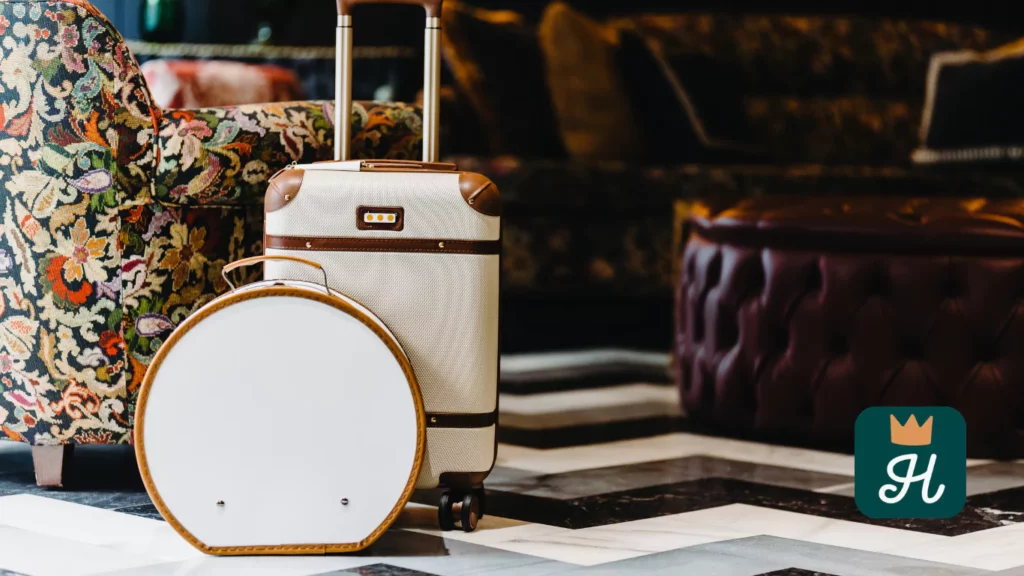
<box><xmin>422</xmin><ymin>17</ymin><xmax>441</xmax><ymax>162</ymax></box>
<box><xmin>335</xmin><ymin>15</ymin><xmax>353</xmax><ymax>161</ymax></box>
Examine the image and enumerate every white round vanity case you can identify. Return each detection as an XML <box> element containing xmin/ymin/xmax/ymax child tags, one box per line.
<box><xmin>134</xmin><ymin>255</ymin><xmax>425</xmax><ymax>555</ymax></box>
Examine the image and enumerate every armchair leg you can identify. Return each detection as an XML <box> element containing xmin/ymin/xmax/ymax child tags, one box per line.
<box><xmin>31</xmin><ymin>445</ymin><xmax>74</xmax><ymax>488</ymax></box>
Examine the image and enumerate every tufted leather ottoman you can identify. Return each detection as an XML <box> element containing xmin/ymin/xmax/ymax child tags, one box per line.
<box><xmin>675</xmin><ymin>197</ymin><xmax>1024</xmax><ymax>458</ymax></box>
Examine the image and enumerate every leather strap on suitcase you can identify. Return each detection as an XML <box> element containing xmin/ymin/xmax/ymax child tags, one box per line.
<box><xmin>334</xmin><ymin>0</ymin><xmax>443</xmax><ymax>163</ymax></box>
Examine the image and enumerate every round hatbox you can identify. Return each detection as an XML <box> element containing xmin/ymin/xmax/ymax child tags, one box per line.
<box><xmin>135</xmin><ymin>256</ymin><xmax>425</xmax><ymax>555</ymax></box>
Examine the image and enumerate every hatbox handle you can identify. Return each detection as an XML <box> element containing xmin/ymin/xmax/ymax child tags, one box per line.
<box><xmin>334</xmin><ymin>0</ymin><xmax>442</xmax><ymax>162</ymax></box>
<box><xmin>222</xmin><ymin>255</ymin><xmax>330</xmax><ymax>295</ymax></box>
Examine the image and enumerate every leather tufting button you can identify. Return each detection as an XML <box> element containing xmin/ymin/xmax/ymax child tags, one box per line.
<box><xmin>946</xmin><ymin>274</ymin><xmax>966</xmax><ymax>299</ymax></box>
<box><xmin>707</xmin><ymin>253</ymin><xmax>722</xmax><ymax>287</ymax></box>
<box><xmin>716</xmin><ymin>309</ymin><xmax>739</xmax><ymax>351</ymax></box>
<box><xmin>829</xmin><ymin>336</ymin><xmax>848</xmax><ymax>356</ymax></box>
<box><xmin>905</xmin><ymin>340</ymin><xmax>924</xmax><ymax>360</ymax></box>
<box><xmin>776</xmin><ymin>328</ymin><xmax>790</xmax><ymax>352</ymax></box>
<box><xmin>806</xmin><ymin>265</ymin><xmax>823</xmax><ymax>292</ymax></box>
<box><xmin>867</xmin><ymin>266</ymin><xmax>889</xmax><ymax>296</ymax></box>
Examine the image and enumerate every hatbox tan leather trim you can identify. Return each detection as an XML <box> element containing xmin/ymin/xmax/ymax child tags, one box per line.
<box><xmin>134</xmin><ymin>285</ymin><xmax>426</xmax><ymax>556</ymax></box>
<box><xmin>357</xmin><ymin>206</ymin><xmax>405</xmax><ymax>231</ymax></box>
<box><xmin>265</xmin><ymin>170</ymin><xmax>305</xmax><ymax>213</ymax></box>
<box><xmin>459</xmin><ymin>173</ymin><xmax>501</xmax><ymax>217</ymax></box>
<box><xmin>426</xmin><ymin>410</ymin><xmax>498</xmax><ymax>428</ymax></box>
<box><xmin>266</xmin><ymin>235</ymin><xmax>501</xmax><ymax>255</ymax></box>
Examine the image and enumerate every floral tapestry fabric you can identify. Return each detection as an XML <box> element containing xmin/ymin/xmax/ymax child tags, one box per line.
<box><xmin>155</xmin><ymin>99</ymin><xmax>422</xmax><ymax>206</ymax></box>
<box><xmin>0</xmin><ymin>0</ymin><xmax>423</xmax><ymax>446</ymax></box>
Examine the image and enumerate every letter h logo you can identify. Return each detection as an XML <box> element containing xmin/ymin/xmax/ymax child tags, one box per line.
<box><xmin>855</xmin><ymin>408</ymin><xmax>965</xmax><ymax>519</ymax></box>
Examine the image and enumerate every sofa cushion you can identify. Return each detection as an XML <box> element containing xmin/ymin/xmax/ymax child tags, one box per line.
<box><xmin>914</xmin><ymin>40</ymin><xmax>1024</xmax><ymax>165</ymax></box>
<box><xmin>744</xmin><ymin>96</ymin><xmax>920</xmax><ymax>165</ymax></box>
<box><xmin>537</xmin><ymin>2</ymin><xmax>647</xmax><ymax>162</ymax></box>
<box><xmin>440</xmin><ymin>0</ymin><xmax>565</xmax><ymax>157</ymax></box>
<box><xmin>624</xmin><ymin>14</ymin><xmax>1011</xmax><ymax>98</ymax></box>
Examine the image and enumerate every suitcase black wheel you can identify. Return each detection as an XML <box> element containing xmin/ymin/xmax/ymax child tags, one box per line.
<box><xmin>459</xmin><ymin>493</ymin><xmax>480</xmax><ymax>533</ymax></box>
<box><xmin>438</xmin><ymin>490</ymin><xmax>481</xmax><ymax>532</ymax></box>
<box><xmin>473</xmin><ymin>486</ymin><xmax>486</xmax><ymax>520</ymax></box>
<box><xmin>438</xmin><ymin>492</ymin><xmax>456</xmax><ymax>531</ymax></box>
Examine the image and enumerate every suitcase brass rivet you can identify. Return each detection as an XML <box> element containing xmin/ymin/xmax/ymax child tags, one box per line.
<box><xmin>438</xmin><ymin>242</ymin><xmax>445</xmax><ymax>248</ymax></box>
<box><xmin>430</xmin><ymin>417</ymin><xmax>437</xmax><ymax>423</ymax></box>
<box><xmin>469</xmin><ymin>198</ymin><xmax>475</xmax><ymax>204</ymax></box>
<box><xmin>284</xmin><ymin>194</ymin><xmax>291</xmax><ymax>201</ymax></box>
<box><xmin>341</xmin><ymin>498</ymin><xmax>349</xmax><ymax>505</ymax></box>
<box><xmin>216</xmin><ymin>500</ymin><xmax>225</xmax><ymax>506</ymax></box>
<box><xmin>305</xmin><ymin>241</ymin><xmax>312</xmax><ymax>248</ymax></box>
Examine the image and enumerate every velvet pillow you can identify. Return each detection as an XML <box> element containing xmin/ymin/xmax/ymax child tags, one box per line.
<box><xmin>537</xmin><ymin>2</ymin><xmax>647</xmax><ymax>163</ymax></box>
<box><xmin>440</xmin><ymin>1</ymin><xmax>565</xmax><ymax>158</ymax></box>
<box><xmin>616</xmin><ymin>20</ymin><xmax>756</xmax><ymax>164</ymax></box>
<box><xmin>914</xmin><ymin>40</ymin><xmax>1024</xmax><ymax>165</ymax></box>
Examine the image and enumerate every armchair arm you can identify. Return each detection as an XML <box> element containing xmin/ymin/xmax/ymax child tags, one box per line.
<box><xmin>154</xmin><ymin>100</ymin><xmax>423</xmax><ymax>206</ymax></box>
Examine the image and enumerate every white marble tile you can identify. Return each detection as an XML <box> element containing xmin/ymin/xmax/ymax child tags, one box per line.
<box><xmin>897</xmin><ymin>522</ymin><xmax>1024</xmax><ymax>571</ymax></box>
<box><xmin>497</xmin><ymin>432</ymin><xmax>856</xmax><ymax>476</ymax></box>
<box><xmin>500</xmin><ymin>349</ymin><xmax>668</xmax><ymax>376</ymax></box>
<box><xmin>499</xmin><ymin>383</ymin><xmax>681</xmax><ymax>429</ymax></box>
<box><xmin>410</xmin><ymin>503</ymin><xmax>950</xmax><ymax>568</ymax></box>
<box><xmin>92</xmin><ymin>556</ymin><xmax>374</xmax><ymax>576</ymax></box>
<box><xmin>0</xmin><ymin>525</ymin><xmax>170</xmax><ymax>576</ymax></box>
<box><xmin>0</xmin><ymin>494</ymin><xmax>199</xmax><ymax>562</ymax></box>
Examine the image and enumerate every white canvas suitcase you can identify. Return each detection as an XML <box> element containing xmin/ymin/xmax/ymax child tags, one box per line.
<box><xmin>263</xmin><ymin>0</ymin><xmax>498</xmax><ymax>532</ymax></box>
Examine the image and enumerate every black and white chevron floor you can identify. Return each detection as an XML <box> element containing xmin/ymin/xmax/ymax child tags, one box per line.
<box><xmin>3</xmin><ymin>350</ymin><xmax>1024</xmax><ymax>576</ymax></box>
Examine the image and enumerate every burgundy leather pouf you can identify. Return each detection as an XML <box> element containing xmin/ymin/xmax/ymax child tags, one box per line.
<box><xmin>675</xmin><ymin>196</ymin><xmax>1024</xmax><ymax>458</ymax></box>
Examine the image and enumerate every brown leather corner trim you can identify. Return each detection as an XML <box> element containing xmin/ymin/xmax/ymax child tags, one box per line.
<box><xmin>357</xmin><ymin>206</ymin><xmax>405</xmax><ymax>231</ymax></box>
<box><xmin>459</xmin><ymin>173</ymin><xmax>501</xmax><ymax>217</ymax></box>
<box><xmin>267</xmin><ymin>235</ymin><xmax>500</xmax><ymax>255</ymax></box>
<box><xmin>265</xmin><ymin>170</ymin><xmax>305</xmax><ymax>213</ymax></box>
<box><xmin>135</xmin><ymin>285</ymin><xmax>425</xmax><ymax>556</ymax></box>
<box><xmin>426</xmin><ymin>410</ymin><xmax>498</xmax><ymax>429</ymax></box>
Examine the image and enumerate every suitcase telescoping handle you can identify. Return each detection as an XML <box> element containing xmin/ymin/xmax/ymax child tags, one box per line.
<box><xmin>334</xmin><ymin>0</ymin><xmax>443</xmax><ymax>163</ymax></box>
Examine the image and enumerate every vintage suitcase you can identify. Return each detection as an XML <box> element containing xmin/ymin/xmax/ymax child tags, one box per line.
<box><xmin>135</xmin><ymin>256</ymin><xmax>425</xmax><ymax>554</ymax></box>
<box><xmin>262</xmin><ymin>0</ymin><xmax>498</xmax><ymax>532</ymax></box>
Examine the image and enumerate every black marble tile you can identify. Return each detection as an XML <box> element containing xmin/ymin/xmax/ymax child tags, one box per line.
<box><xmin>499</xmin><ymin>416</ymin><xmax>685</xmax><ymax>448</ymax></box>
<box><xmin>323</xmin><ymin>564</ymin><xmax>440</xmax><ymax>575</ymax></box>
<box><xmin>761</xmin><ymin>565</ymin><xmax>839</xmax><ymax>569</ymax></box>
<box><xmin>112</xmin><ymin>503</ymin><xmax>164</xmax><ymax>520</ymax></box>
<box><xmin>500</xmin><ymin>369</ymin><xmax>672</xmax><ymax>396</ymax></box>
<box><xmin>485</xmin><ymin>456</ymin><xmax>852</xmax><ymax>500</ymax></box>
<box><xmin>439</xmin><ymin>476</ymin><xmax>1015</xmax><ymax>534</ymax></box>
<box><xmin>0</xmin><ymin>445</ymin><xmax>155</xmax><ymax>517</ymax></box>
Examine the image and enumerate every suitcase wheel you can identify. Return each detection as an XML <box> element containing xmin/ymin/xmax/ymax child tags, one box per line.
<box><xmin>438</xmin><ymin>490</ymin><xmax>481</xmax><ymax>533</ymax></box>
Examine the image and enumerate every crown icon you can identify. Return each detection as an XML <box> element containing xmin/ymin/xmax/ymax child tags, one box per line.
<box><xmin>890</xmin><ymin>414</ymin><xmax>933</xmax><ymax>446</ymax></box>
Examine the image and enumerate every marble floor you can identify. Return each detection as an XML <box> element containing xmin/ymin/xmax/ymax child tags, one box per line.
<box><xmin>3</xmin><ymin>350</ymin><xmax>1024</xmax><ymax>575</ymax></box>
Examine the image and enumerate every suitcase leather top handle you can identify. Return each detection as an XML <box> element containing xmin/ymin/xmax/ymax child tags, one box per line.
<box><xmin>222</xmin><ymin>255</ymin><xmax>331</xmax><ymax>295</ymax></box>
<box><xmin>336</xmin><ymin>0</ymin><xmax>443</xmax><ymax>17</ymax></box>
<box><xmin>335</xmin><ymin>0</ymin><xmax>443</xmax><ymax>163</ymax></box>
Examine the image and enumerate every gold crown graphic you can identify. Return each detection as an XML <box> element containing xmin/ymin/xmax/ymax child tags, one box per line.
<box><xmin>890</xmin><ymin>414</ymin><xmax>933</xmax><ymax>446</ymax></box>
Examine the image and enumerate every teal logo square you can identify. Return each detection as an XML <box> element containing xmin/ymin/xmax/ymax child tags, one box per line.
<box><xmin>855</xmin><ymin>407</ymin><xmax>966</xmax><ymax>519</ymax></box>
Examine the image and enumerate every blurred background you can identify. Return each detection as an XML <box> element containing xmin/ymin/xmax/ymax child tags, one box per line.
<box><xmin>87</xmin><ymin>0</ymin><xmax>1024</xmax><ymax>354</ymax></box>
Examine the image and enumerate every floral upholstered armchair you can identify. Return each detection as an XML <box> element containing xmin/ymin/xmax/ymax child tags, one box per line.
<box><xmin>0</xmin><ymin>0</ymin><xmax>422</xmax><ymax>485</ymax></box>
